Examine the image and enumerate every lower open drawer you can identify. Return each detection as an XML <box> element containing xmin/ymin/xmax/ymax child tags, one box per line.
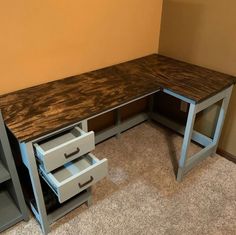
<box><xmin>39</xmin><ymin>153</ymin><xmax>108</xmax><ymax>203</ymax></box>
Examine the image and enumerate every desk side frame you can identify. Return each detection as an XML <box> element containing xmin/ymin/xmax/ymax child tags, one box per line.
<box><xmin>150</xmin><ymin>85</ymin><xmax>233</xmax><ymax>181</ymax></box>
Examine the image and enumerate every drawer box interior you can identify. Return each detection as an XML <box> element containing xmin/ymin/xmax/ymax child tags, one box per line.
<box><xmin>52</xmin><ymin>154</ymin><xmax>97</xmax><ymax>183</ymax></box>
<box><xmin>37</xmin><ymin>127</ymin><xmax>84</xmax><ymax>152</ymax></box>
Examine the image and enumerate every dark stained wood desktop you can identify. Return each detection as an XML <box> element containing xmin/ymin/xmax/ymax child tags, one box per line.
<box><xmin>117</xmin><ymin>54</ymin><xmax>236</xmax><ymax>101</ymax></box>
<box><xmin>0</xmin><ymin>54</ymin><xmax>235</xmax><ymax>142</ymax></box>
<box><xmin>0</xmin><ymin>65</ymin><xmax>161</xmax><ymax>142</ymax></box>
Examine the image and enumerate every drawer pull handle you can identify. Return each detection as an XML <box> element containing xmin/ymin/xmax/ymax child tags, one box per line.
<box><xmin>64</xmin><ymin>147</ymin><xmax>80</xmax><ymax>158</ymax></box>
<box><xmin>79</xmin><ymin>176</ymin><xmax>94</xmax><ymax>188</ymax></box>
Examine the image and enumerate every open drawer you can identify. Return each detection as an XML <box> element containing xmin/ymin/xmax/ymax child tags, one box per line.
<box><xmin>39</xmin><ymin>153</ymin><xmax>108</xmax><ymax>203</ymax></box>
<box><xmin>34</xmin><ymin>126</ymin><xmax>95</xmax><ymax>172</ymax></box>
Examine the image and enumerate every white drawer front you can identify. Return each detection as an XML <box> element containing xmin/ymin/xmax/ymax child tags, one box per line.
<box><xmin>34</xmin><ymin>126</ymin><xmax>95</xmax><ymax>172</ymax></box>
<box><xmin>39</xmin><ymin>153</ymin><xmax>108</xmax><ymax>203</ymax></box>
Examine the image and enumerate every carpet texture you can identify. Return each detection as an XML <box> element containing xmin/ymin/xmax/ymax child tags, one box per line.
<box><xmin>3</xmin><ymin>122</ymin><xmax>236</xmax><ymax>235</ymax></box>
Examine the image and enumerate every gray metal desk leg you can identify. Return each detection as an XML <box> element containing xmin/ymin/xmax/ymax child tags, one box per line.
<box><xmin>20</xmin><ymin>142</ymin><xmax>50</xmax><ymax>235</ymax></box>
<box><xmin>177</xmin><ymin>103</ymin><xmax>197</xmax><ymax>181</ymax></box>
<box><xmin>85</xmin><ymin>187</ymin><xmax>93</xmax><ymax>207</ymax></box>
<box><xmin>81</xmin><ymin>120</ymin><xmax>88</xmax><ymax>132</ymax></box>
<box><xmin>211</xmin><ymin>91</ymin><xmax>231</xmax><ymax>156</ymax></box>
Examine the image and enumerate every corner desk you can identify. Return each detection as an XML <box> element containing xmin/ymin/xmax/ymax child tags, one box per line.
<box><xmin>0</xmin><ymin>54</ymin><xmax>235</xmax><ymax>234</ymax></box>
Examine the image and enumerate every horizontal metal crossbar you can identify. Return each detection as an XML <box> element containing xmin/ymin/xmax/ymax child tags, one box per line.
<box><xmin>184</xmin><ymin>143</ymin><xmax>216</xmax><ymax>174</ymax></box>
<box><xmin>95</xmin><ymin>113</ymin><xmax>148</xmax><ymax>144</ymax></box>
<box><xmin>150</xmin><ymin>113</ymin><xmax>213</xmax><ymax>147</ymax></box>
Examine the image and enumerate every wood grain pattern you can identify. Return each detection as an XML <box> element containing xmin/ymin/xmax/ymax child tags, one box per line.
<box><xmin>0</xmin><ymin>65</ymin><xmax>160</xmax><ymax>142</ymax></box>
<box><xmin>0</xmin><ymin>54</ymin><xmax>235</xmax><ymax>142</ymax></box>
<box><xmin>117</xmin><ymin>54</ymin><xmax>236</xmax><ymax>102</ymax></box>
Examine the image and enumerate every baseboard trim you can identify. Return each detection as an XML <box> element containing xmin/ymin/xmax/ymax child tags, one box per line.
<box><xmin>217</xmin><ymin>148</ymin><xmax>236</xmax><ymax>164</ymax></box>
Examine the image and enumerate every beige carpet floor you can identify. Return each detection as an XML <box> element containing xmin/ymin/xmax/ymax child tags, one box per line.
<box><xmin>3</xmin><ymin>122</ymin><xmax>236</xmax><ymax>235</ymax></box>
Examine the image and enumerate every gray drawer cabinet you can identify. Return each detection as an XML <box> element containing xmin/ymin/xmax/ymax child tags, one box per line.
<box><xmin>15</xmin><ymin>119</ymin><xmax>108</xmax><ymax>235</ymax></box>
<box><xmin>0</xmin><ymin>111</ymin><xmax>29</xmax><ymax>232</ymax></box>
<box><xmin>34</xmin><ymin>123</ymin><xmax>108</xmax><ymax>203</ymax></box>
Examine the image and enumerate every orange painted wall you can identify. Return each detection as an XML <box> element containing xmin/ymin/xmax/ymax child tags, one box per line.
<box><xmin>0</xmin><ymin>0</ymin><xmax>163</xmax><ymax>94</ymax></box>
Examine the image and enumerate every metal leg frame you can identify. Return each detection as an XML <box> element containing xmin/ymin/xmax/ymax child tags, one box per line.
<box><xmin>151</xmin><ymin>86</ymin><xmax>233</xmax><ymax>181</ymax></box>
<box><xmin>177</xmin><ymin>103</ymin><xmax>197</xmax><ymax>181</ymax></box>
<box><xmin>20</xmin><ymin>142</ymin><xmax>50</xmax><ymax>234</ymax></box>
<box><xmin>95</xmin><ymin>113</ymin><xmax>149</xmax><ymax>144</ymax></box>
<box><xmin>85</xmin><ymin>187</ymin><xmax>93</xmax><ymax>207</ymax></box>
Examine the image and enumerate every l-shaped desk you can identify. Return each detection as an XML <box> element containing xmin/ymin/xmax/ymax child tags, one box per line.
<box><xmin>0</xmin><ymin>54</ymin><xmax>235</xmax><ymax>234</ymax></box>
